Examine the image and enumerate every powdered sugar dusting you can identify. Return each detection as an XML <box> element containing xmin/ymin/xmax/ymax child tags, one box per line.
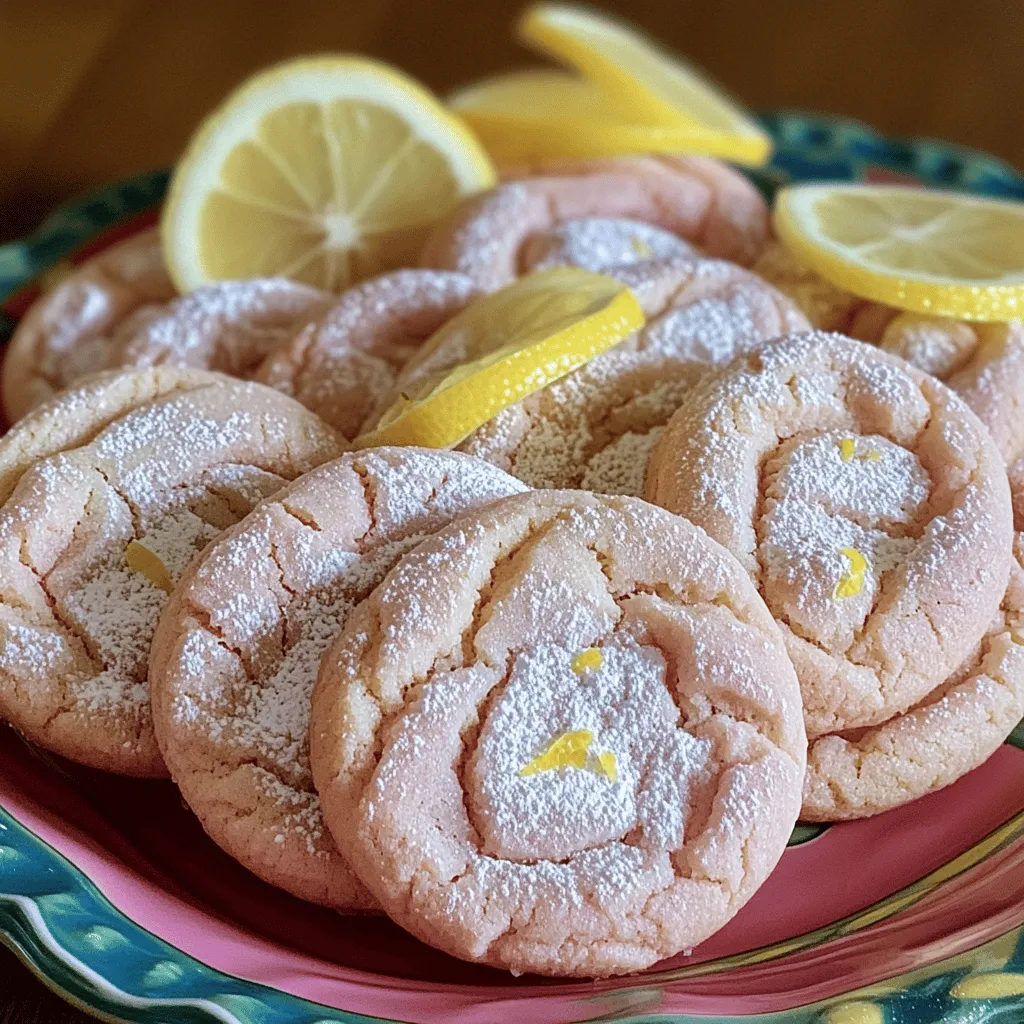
<box><xmin>462</xmin><ymin>258</ymin><xmax>803</xmax><ymax>493</ymax></box>
<box><xmin>257</xmin><ymin>270</ymin><xmax>479</xmax><ymax>437</ymax></box>
<box><xmin>12</xmin><ymin>229</ymin><xmax>175</xmax><ymax>405</ymax></box>
<box><xmin>760</xmin><ymin>431</ymin><xmax>931</xmax><ymax>653</ymax></box>
<box><xmin>59</xmin><ymin>485</ymin><xmax>244</xmax><ymax>716</ymax></box>
<box><xmin>213</xmin><ymin>549</ymin><xmax>399</xmax><ymax>785</ymax></box>
<box><xmin>469</xmin><ymin>639</ymin><xmax>712</xmax><ymax>862</ymax></box>
<box><xmin>257</xmin><ymin>767</ymin><xmax>330</xmax><ymax>855</ymax></box>
<box><xmin>521</xmin><ymin>217</ymin><xmax>694</xmax><ymax>276</ymax></box>
<box><xmin>579</xmin><ymin>429</ymin><xmax>664</xmax><ymax>497</ymax></box>
<box><xmin>879</xmin><ymin>313</ymin><xmax>977</xmax><ymax>378</ymax></box>
<box><xmin>169</xmin><ymin>450</ymin><xmax>526</xmax><ymax>852</ymax></box>
<box><xmin>114</xmin><ymin>278</ymin><xmax>330</xmax><ymax>375</ymax></box>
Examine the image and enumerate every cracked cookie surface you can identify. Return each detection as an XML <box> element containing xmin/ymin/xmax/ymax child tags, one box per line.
<box><xmin>310</xmin><ymin>490</ymin><xmax>805</xmax><ymax>977</ymax></box>
<box><xmin>0</xmin><ymin>367</ymin><xmax>226</xmax><ymax>505</ymax></box>
<box><xmin>645</xmin><ymin>332</ymin><xmax>1014</xmax><ymax>739</ymax></box>
<box><xmin>150</xmin><ymin>447</ymin><xmax>525</xmax><ymax>911</ymax></box>
<box><xmin>0</xmin><ymin>380</ymin><xmax>343</xmax><ymax>776</ymax></box>
<box><xmin>2</xmin><ymin>229</ymin><xmax>175</xmax><ymax>421</ymax></box>
<box><xmin>381</xmin><ymin>257</ymin><xmax>808</xmax><ymax>495</ymax></box>
<box><xmin>254</xmin><ymin>270</ymin><xmax>481</xmax><ymax>438</ymax></box>
<box><xmin>420</xmin><ymin>155</ymin><xmax>769</xmax><ymax>291</ymax></box>
<box><xmin>110</xmin><ymin>278</ymin><xmax>332</xmax><ymax>380</ymax></box>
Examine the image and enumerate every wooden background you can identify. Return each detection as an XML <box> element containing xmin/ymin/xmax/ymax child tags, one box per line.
<box><xmin>0</xmin><ymin>0</ymin><xmax>1022</xmax><ymax>1018</ymax></box>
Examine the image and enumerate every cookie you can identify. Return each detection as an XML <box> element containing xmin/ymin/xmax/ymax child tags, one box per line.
<box><xmin>752</xmin><ymin>240</ymin><xmax>868</xmax><ymax>333</ymax></box>
<box><xmin>0</xmin><ymin>367</ymin><xmax>222</xmax><ymax>504</ymax></box>
<box><xmin>754</xmin><ymin>242</ymin><xmax>1024</xmax><ymax>465</ymax></box>
<box><xmin>383</xmin><ymin>256</ymin><xmax>808</xmax><ymax>495</ymax></box>
<box><xmin>150</xmin><ymin>448</ymin><xmax>525</xmax><ymax>910</ymax></box>
<box><xmin>254</xmin><ymin>270</ymin><xmax>480</xmax><ymax>438</ymax></box>
<box><xmin>420</xmin><ymin>155</ymin><xmax>770</xmax><ymax>291</ymax></box>
<box><xmin>874</xmin><ymin>316</ymin><xmax>1024</xmax><ymax>467</ymax></box>
<box><xmin>1012</xmin><ymin>457</ymin><xmax>1024</xmax><ymax>530</ymax></box>
<box><xmin>645</xmin><ymin>332</ymin><xmax>1014</xmax><ymax>738</ymax></box>
<box><xmin>310</xmin><ymin>490</ymin><xmax>805</xmax><ymax>977</ymax></box>
<box><xmin>802</xmin><ymin>528</ymin><xmax>1024</xmax><ymax>819</ymax></box>
<box><xmin>2</xmin><ymin>229</ymin><xmax>175</xmax><ymax>421</ymax></box>
<box><xmin>110</xmin><ymin>278</ymin><xmax>333</xmax><ymax>378</ymax></box>
<box><xmin>0</xmin><ymin>380</ymin><xmax>343</xmax><ymax>776</ymax></box>
<box><xmin>518</xmin><ymin>217</ymin><xmax>695</xmax><ymax>275</ymax></box>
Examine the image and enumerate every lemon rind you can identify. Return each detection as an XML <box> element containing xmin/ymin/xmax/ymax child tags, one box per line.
<box><xmin>354</xmin><ymin>286</ymin><xmax>644</xmax><ymax>449</ymax></box>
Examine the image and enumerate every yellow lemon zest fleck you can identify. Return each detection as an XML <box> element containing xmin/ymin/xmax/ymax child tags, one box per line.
<box><xmin>839</xmin><ymin>437</ymin><xmax>883</xmax><ymax>463</ymax></box>
<box><xmin>520</xmin><ymin>730</ymin><xmax>592</xmax><ymax>776</ymax></box>
<box><xmin>630</xmin><ymin>235</ymin><xmax>653</xmax><ymax>258</ymax></box>
<box><xmin>834</xmin><ymin>547</ymin><xmax>868</xmax><ymax>599</ymax></box>
<box><xmin>1010</xmin><ymin>632</ymin><xmax>1024</xmax><ymax>645</ymax></box>
<box><xmin>596</xmin><ymin>751</ymin><xmax>618</xmax><ymax>783</ymax></box>
<box><xmin>125</xmin><ymin>540</ymin><xmax>174</xmax><ymax>595</ymax></box>
<box><xmin>571</xmin><ymin>648</ymin><xmax>604</xmax><ymax>675</ymax></box>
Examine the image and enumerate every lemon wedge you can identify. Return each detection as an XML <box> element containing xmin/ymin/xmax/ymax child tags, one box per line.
<box><xmin>518</xmin><ymin>3</ymin><xmax>771</xmax><ymax>167</ymax></box>
<box><xmin>774</xmin><ymin>184</ymin><xmax>1024</xmax><ymax>321</ymax></box>
<box><xmin>451</xmin><ymin>69</ymin><xmax>739</xmax><ymax>164</ymax></box>
<box><xmin>355</xmin><ymin>267</ymin><xmax>644</xmax><ymax>449</ymax></box>
<box><xmin>162</xmin><ymin>56</ymin><xmax>496</xmax><ymax>293</ymax></box>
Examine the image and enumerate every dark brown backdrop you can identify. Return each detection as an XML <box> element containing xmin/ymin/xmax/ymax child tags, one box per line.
<box><xmin>1</xmin><ymin>0</ymin><xmax>1023</xmax><ymax>244</ymax></box>
<box><xmin>1</xmin><ymin>0</ymin><xmax>1022</xmax><ymax>1019</ymax></box>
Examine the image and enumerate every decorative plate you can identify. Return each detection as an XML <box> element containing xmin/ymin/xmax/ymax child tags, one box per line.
<box><xmin>2</xmin><ymin>112</ymin><xmax>1024</xmax><ymax>1024</ymax></box>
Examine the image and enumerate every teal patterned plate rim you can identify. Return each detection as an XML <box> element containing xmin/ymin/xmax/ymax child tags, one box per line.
<box><xmin>1</xmin><ymin>110</ymin><xmax>1024</xmax><ymax>1024</ymax></box>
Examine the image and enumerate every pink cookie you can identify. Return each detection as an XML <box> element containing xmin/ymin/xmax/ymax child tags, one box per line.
<box><xmin>311</xmin><ymin>490</ymin><xmax>805</xmax><ymax>977</ymax></box>
<box><xmin>646</xmin><ymin>332</ymin><xmax>1014</xmax><ymax>739</ymax></box>
<box><xmin>254</xmin><ymin>270</ymin><xmax>481</xmax><ymax>438</ymax></box>
<box><xmin>874</xmin><ymin>315</ymin><xmax>1024</xmax><ymax>467</ymax></box>
<box><xmin>518</xmin><ymin>217</ymin><xmax>696</xmax><ymax>276</ymax></box>
<box><xmin>110</xmin><ymin>278</ymin><xmax>333</xmax><ymax>378</ymax></box>
<box><xmin>803</xmin><ymin>510</ymin><xmax>1024</xmax><ymax>820</ymax></box>
<box><xmin>150</xmin><ymin>448</ymin><xmax>525</xmax><ymax>910</ymax></box>
<box><xmin>0</xmin><ymin>367</ymin><xmax>220</xmax><ymax>505</ymax></box>
<box><xmin>0</xmin><ymin>380</ymin><xmax>343</xmax><ymax>776</ymax></box>
<box><xmin>1012</xmin><ymin>458</ymin><xmax>1024</xmax><ymax>529</ymax></box>
<box><xmin>420</xmin><ymin>155</ymin><xmax>770</xmax><ymax>291</ymax></box>
<box><xmin>2</xmin><ymin>229</ymin><xmax>175</xmax><ymax>421</ymax></box>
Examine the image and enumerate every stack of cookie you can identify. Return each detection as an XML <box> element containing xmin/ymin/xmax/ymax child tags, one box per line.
<box><xmin>1</xmin><ymin>154</ymin><xmax>1021</xmax><ymax>979</ymax></box>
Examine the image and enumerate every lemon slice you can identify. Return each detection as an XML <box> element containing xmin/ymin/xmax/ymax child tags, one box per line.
<box><xmin>451</xmin><ymin>69</ymin><xmax>738</xmax><ymax>164</ymax></box>
<box><xmin>162</xmin><ymin>56</ymin><xmax>496</xmax><ymax>293</ymax></box>
<box><xmin>355</xmin><ymin>267</ymin><xmax>644</xmax><ymax>449</ymax></box>
<box><xmin>775</xmin><ymin>184</ymin><xmax>1024</xmax><ymax>321</ymax></box>
<box><xmin>518</xmin><ymin>3</ymin><xmax>771</xmax><ymax>167</ymax></box>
